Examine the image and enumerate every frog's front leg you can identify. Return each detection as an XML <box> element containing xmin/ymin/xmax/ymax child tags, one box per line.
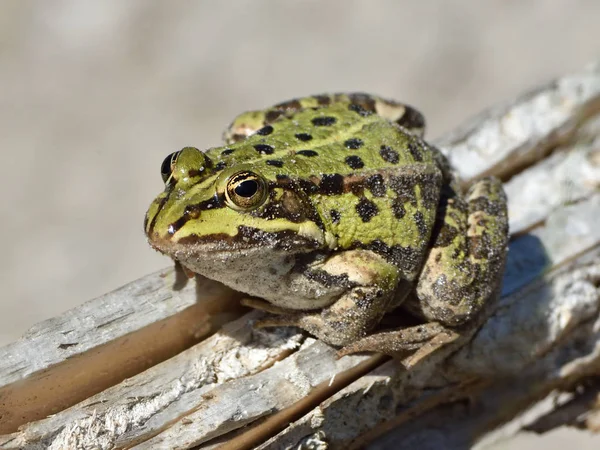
<box><xmin>339</xmin><ymin>177</ymin><xmax>509</xmax><ymax>358</ymax></box>
<box><xmin>249</xmin><ymin>250</ymin><xmax>408</xmax><ymax>347</ymax></box>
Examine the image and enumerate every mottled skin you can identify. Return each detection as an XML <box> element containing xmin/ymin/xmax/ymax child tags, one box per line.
<box><xmin>145</xmin><ymin>93</ymin><xmax>509</xmax><ymax>357</ymax></box>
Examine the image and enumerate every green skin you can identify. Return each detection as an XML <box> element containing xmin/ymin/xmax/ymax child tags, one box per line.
<box><xmin>145</xmin><ymin>93</ymin><xmax>509</xmax><ymax>357</ymax></box>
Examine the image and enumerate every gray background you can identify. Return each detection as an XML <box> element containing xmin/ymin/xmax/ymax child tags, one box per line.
<box><xmin>1</xmin><ymin>1</ymin><xmax>599</xmax><ymax>446</ymax></box>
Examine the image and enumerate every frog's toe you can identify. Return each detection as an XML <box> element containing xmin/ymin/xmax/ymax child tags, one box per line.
<box><xmin>336</xmin><ymin>323</ymin><xmax>459</xmax><ymax>365</ymax></box>
<box><xmin>336</xmin><ymin>329</ymin><xmax>426</xmax><ymax>359</ymax></box>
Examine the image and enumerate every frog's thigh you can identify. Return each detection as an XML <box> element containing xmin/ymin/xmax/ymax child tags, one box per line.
<box><xmin>337</xmin><ymin>178</ymin><xmax>508</xmax><ymax>359</ymax></box>
<box><xmin>414</xmin><ymin>176</ymin><xmax>509</xmax><ymax>326</ymax></box>
<box><xmin>256</xmin><ymin>250</ymin><xmax>405</xmax><ymax>347</ymax></box>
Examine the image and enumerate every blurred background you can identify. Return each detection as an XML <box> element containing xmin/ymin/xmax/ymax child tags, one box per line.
<box><xmin>1</xmin><ymin>1</ymin><xmax>599</xmax><ymax>447</ymax></box>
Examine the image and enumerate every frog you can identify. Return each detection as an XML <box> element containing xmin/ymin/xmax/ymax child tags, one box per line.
<box><xmin>144</xmin><ymin>93</ymin><xmax>509</xmax><ymax>359</ymax></box>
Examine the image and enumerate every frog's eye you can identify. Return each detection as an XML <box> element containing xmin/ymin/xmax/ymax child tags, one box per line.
<box><xmin>161</xmin><ymin>147</ymin><xmax>211</xmax><ymax>185</ymax></box>
<box><xmin>160</xmin><ymin>151</ymin><xmax>181</xmax><ymax>184</ymax></box>
<box><xmin>224</xmin><ymin>171</ymin><xmax>268</xmax><ymax>211</ymax></box>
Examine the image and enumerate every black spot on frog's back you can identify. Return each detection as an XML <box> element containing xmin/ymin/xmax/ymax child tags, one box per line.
<box><xmin>275</xmin><ymin>98</ymin><xmax>303</xmax><ymax>110</ymax></box>
<box><xmin>297</xmin><ymin>178</ymin><xmax>320</xmax><ymax>194</ymax></box>
<box><xmin>407</xmin><ymin>142</ymin><xmax>423</xmax><ymax>162</ymax></box>
<box><xmin>297</xmin><ymin>150</ymin><xmax>319</xmax><ymax>157</ymax></box>
<box><xmin>255</xmin><ymin>125</ymin><xmax>274</xmax><ymax>136</ymax></box>
<box><xmin>254</xmin><ymin>144</ymin><xmax>275</xmax><ymax>155</ymax></box>
<box><xmin>265</xmin><ymin>109</ymin><xmax>284</xmax><ymax>123</ymax></box>
<box><xmin>392</xmin><ymin>199</ymin><xmax>406</xmax><ymax>220</ymax></box>
<box><xmin>379</xmin><ymin>145</ymin><xmax>399</xmax><ymax>164</ymax></box>
<box><xmin>389</xmin><ymin>175</ymin><xmax>418</xmax><ymax>207</ymax></box>
<box><xmin>344</xmin><ymin>138</ymin><xmax>364</xmax><ymax>149</ymax></box>
<box><xmin>312</xmin><ymin>116</ymin><xmax>337</xmax><ymax>126</ymax></box>
<box><xmin>348</xmin><ymin>103</ymin><xmax>372</xmax><ymax>117</ymax></box>
<box><xmin>319</xmin><ymin>174</ymin><xmax>345</xmax><ymax>195</ymax></box>
<box><xmin>345</xmin><ymin>155</ymin><xmax>365</xmax><ymax>169</ymax></box>
<box><xmin>266</xmin><ymin>159</ymin><xmax>284</xmax><ymax>168</ymax></box>
<box><xmin>365</xmin><ymin>174</ymin><xmax>386</xmax><ymax>197</ymax></box>
<box><xmin>314</xmin><ymin>94</ymin><xmax>332</xmax><ymax>106</ymax></box>
<box><xmin>356</xmin><ymin>197</ymin><xmax>379</xmax><ymax>222</ymax></box>
<box><xmin>295</xmin><ymin>133</ymin><xmax>313</xmax><ymax>142</ymax></box>
<box><xmin>347</xmin><ymin>93</ymin><xmax>377</xmax><ymax>113</ymax></box>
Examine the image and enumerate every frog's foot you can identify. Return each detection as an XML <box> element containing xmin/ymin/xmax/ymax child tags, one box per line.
<box><xmin>172</xmin><ymin>260</ymin><xmax>194</xmax><ymax>290</ymax></box>
<box><xmin>336</xmin><ymin>322</ymin><xmax>460</xmax><ymax>365</ymax></box>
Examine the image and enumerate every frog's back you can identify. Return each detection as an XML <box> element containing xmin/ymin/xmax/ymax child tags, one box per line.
<box><xmin>207</xmin><ymin>97</ymin><xmax>444</xmax><ymax>278</ymax></box>
<box><xmin>213</xmin><ymin>102</ymin><xmax>428</xmax><ymax>167</ymax></box>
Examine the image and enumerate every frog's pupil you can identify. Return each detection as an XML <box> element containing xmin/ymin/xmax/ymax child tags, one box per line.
<box><xmin>235</xmin><ymin>179</ymin><xmax>259</xmax><ymax>198</ymax></box>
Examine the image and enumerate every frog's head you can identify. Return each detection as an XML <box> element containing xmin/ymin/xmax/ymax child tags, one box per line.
<box><xmin>145</xmin><ymin>147</ymin><xmax>331</xmax><ymax>268</ymax></box>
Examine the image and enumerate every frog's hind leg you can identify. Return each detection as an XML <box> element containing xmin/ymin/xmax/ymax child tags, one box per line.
<box><xmin>248</xmin><ymin>250</ymin><xmax>408</xmax><ymax>347</ymax></box>
<box><xmin>251</xmin><ymin>287</ymin><xmax>392</xmax><ymax>346</ymax></box>
<box><xmin>413</xmin><ymin>176</ymin><xmax>509</xmax><ymax>327</ymax></box>
<box><xmin>336</xmin><ymin>177</ymin><xmax>508</xmax><ymax>359</ymax></box>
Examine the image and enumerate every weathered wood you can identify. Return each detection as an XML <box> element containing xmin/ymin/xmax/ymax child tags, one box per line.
<box><xmin>0</xmin><ymin>269</ymin><xmax>244</xmax><ymax>434</ymax></box>
<box><xmin>435</xmin><ymin>61</ymin><xmax>600</xmax><ymax>182</ymax></box>
<box><xmin>1</xmin><ymin>63</ymin><xmax>599</xmax><ymax>450</ymax></box>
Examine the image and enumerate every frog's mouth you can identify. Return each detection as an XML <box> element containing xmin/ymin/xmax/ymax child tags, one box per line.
<box><xmin>147</xmin><ymin>224</ymin><xmax>324</xmax><ymax>256</ymax></box>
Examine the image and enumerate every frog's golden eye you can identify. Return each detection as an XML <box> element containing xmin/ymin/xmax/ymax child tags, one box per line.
<box><xmin>224</xmin><ymin>171</ymin><xmax>268</xmax><ymax>211</ymax></box>
<box><xmin>160</xmin><ymin>151</ymin><xmax>181</xmax><ymax>184</ymax></box>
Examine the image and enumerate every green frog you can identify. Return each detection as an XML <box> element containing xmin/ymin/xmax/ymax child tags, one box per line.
<box><xmin>145</xmin><ymin>93</ymin><xmax>509</xmax><ymax>358</ymax></box>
